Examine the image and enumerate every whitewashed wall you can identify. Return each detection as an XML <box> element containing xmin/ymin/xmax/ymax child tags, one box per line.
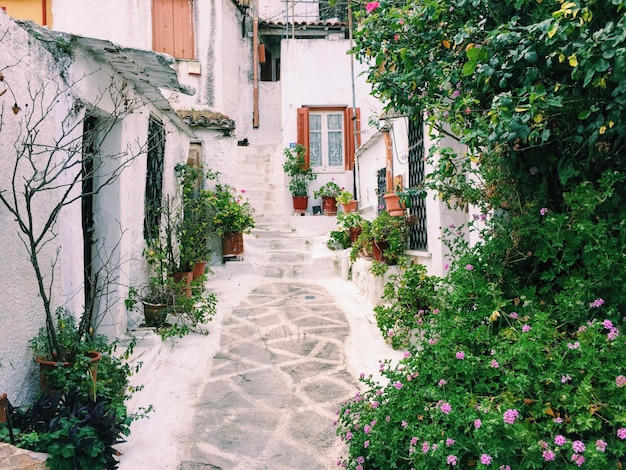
<box><xmin>281</xmin><ymin>37</ymin><xmax>381</xmax><ymax>213</ymax></box>
<box><xmin>0</xmin><ymin>12</ymin><xmax>191</xmax><ymax>404</ymax></box>
<box><xmin>51</xmin><ymin>0</ymin><xmax>152</xmax><ymax>51</ymax></box>
<box><xmin>0</xmin><ymin>11</ymin><xmax>80</xmax><ymax>405</ymax></box>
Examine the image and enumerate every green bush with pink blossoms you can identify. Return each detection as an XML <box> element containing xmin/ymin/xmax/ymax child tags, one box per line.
<box><xmin>337</xmin><ymin>0</ymin><xmax>626</xmax><ymax>467</ymax></box>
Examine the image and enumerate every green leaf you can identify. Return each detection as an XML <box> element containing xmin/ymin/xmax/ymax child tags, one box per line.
<box><xmin>463</xmin><ymin>61</ymin><xmax>477</xmax><ymax>76</ymax></box>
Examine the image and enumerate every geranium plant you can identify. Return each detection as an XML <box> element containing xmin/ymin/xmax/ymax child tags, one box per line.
<box><xmin>314</xmin><ymin>180</ymin><xmax>342</xmax><ymax>199</ymax></box>
<box><xmin>336</xmin><ymin>189</ymin><xmax>354</xmax><ymax>205</ymax></box>
<box><xmin>207</xmin><ymin>184</ymin><xmax>255</xmax><ymax>237</ymax></box>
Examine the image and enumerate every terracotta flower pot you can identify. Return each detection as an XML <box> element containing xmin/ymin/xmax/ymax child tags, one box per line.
<box><xmin>322</xmin><ymin>196</ymin><xmax>338</xmax><ymax>215</ymax></box>
<box><xmin>36</xmin><ymin>351</ymin><xmax>102</xmax><ymax>395</ymax></box>
<box><xmin>383</xmin><ymin>193</ymin><xmax>407</xmax><ymax>216</ymax></box>
<box><xmin>0</xmin><ymin>393</ymin><xmax>7</xmax><ymax>424</ymax></box>
<box><xmin>171</xmin><ymin>270</ymin><xmax>193</xmax><ymax>297</ymax></box>
<box><xmin>341</xmin><ymin>200</ymin><xmax>358</xmax><ymax>213</ymax></box>
<box><xmin>192</xmin><ymin>261</ymin><xmax>207</xmax><ymax>280</ymax></box>
<box><xmin>222</xmin><ymin>232</ymin><xmax>244</xmax><ymax>258</ymax></box>
<box><xmin>292</xmin><ymin>195</ymin><xmax>308</xmax><ymax>214</ymax></box>
<box><xmin>349</xmin><ymin>226</ymin><xmax>362</xmax><ymax>243</ymax></box>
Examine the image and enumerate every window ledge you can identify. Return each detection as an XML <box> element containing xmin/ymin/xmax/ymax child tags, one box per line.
<box><xmin>406</xmin><ymin>250</ymin><xmax>432</xmax><ymax>259</ymax></box>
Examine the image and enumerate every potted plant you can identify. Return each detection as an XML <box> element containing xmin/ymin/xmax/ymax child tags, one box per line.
<box><xmin>313</xmin><ymin>180</ymin><xmax>342</xmax><ymax>215</ymax></box>
<box><xmin>175</xmin><ymin>164</ymin><xmax>217</xmax><ymax>280</ymax></box>
<box><xmin>327</xmin><ymin>212</ymin><xmax>366</xmax><ymax>250</ymax></box>
<box><xmin>338</xmin><ymin>212</ymin><xmax>366</xmax><ymax>243</ymax></box>
<box><xmin>29</xmin><ymin>308</ymin><xmax>103</xmax><ymax>398</ymax></box>
<box><xmin>336</xmin><ymin>189</ymin><xmax>358</xmax><ymax>213</ymax></box>
<box><xmin>207</xmin><ymin>184</ymin><xmax>256</xmax><ymax>258</ymax></box>
<box><xmin>369</xmin><ymin>211</ymin><xmax>409</xmax><ymax>265</ymax></box>
<box><xmin>283</xmin><ymin>144</ymin><xmax>317</xmax><ymax>213</ymax></box>
<box><xmin>383</xmin><ymin>178</ymin><xmax>410</xmax><ymax>216</ymax></box>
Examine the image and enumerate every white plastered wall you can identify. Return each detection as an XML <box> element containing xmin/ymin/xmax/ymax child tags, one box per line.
<box><xmin>280</xmin><ymin>37</ymin><xmax>382</xmax><ymax>214</ymax></box>
<box><xmin>0</xmin><ymin>11</ymin><xmax>192</xmax><ymax>403</ymax></box>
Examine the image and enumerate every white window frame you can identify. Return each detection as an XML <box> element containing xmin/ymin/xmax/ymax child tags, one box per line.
<box><xmin>309</xmin><ymin>110</ymin><xmax>345</xmax><ymax>171</ymax></box>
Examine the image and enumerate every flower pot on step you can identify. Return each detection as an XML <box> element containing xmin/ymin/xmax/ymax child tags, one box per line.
<box><xmin>322</xmin><ymin>196</ymin><xmax>338</xmax><ymax>215</ymax></box>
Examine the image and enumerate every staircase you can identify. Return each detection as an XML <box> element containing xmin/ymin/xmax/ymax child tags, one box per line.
<box><xmin>233</xmin><ymin>143</ymin><xmax>287</xmax><ymax>230</ymax></box>
<box><xmin>222</xmin><ymin>143</ymin><xmax>345</xmax><ymax>279</ymax></box>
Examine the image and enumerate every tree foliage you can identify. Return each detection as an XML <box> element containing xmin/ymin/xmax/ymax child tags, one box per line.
<box><xmin>337</xmin><ymin>0</ymin><xmax>626</xmax><ymax>468</ymax></box>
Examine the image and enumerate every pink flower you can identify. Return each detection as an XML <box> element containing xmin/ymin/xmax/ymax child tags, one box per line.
<box><xmin>438</xmin><ymin>379</ymin><xmax>448</xmax><ymax>387</ymax></box>
<box><xmin>447</xmin><ymin>455</ymin><xmax>458</xmax><ymax>465</ymax></box>
<box><xmin>422</xmin><ymin>441</ymin><xmax>430</xmax><ymax>453</ymax></box>
<box><xmin>561</xmin><ymin>374</ymin><xmax>572</xmax><ymax>383</ymax></box>
<box><xmin>401</xmin><ymin>420</ymin><xmax>407</xmax><ymax>428</ymax></box>
<box><xmin>503</xmin><ymin>409</ymin><xmax>519</xmax><ymax>424</ymax></box>
<box><xmin>572</xmin><ymin>440</ymin><xmax>585</xmax><ymax>453</ymax></box>
<box><xmin>394</xmin><ymin>381</ymin><xmax>403</xmax><ymax>390</ymax></box>
<box><xmin>365</xmin><ymin>1</ymin><xmax>379</xmax><ymax>12</ymax></box>
<box><xmin>490</xmin><ymin>360</ymin><xmax>499</xmax><ymax>368</ymax></box>
<box><xmin>540</xmin><ymin>207</ymin><xmax>548</xmax><ymax>216</ymax></box>
<box><xmin>617</xmin><ymin>376</ymin><xmax>626</xmax><ymax>387</ymax></box>
<box><xmin>603</xmin><ymin>319</ymin><xmax>614</xmax><ymax>329</ymax></box>
<box><xmin>571</xmin><ymin>454</ymin><xmax>585</xmax><ymax>467</ymax></box>
<box><xmin>555</xmin><ymin>435</ymin><xmax>566</xmax><ymax>446</ymax></box>
<box><xmin>364</xmin><ymin>425</ymin><xmax>371</xmax><ymax>435</ymax></box>
<box><xmin>456</xmin><ymin>351</ymin><xmax>465</xmax><ymax>360</ymax></box>
<box><xmin>509</xmin><ymin>312</ymin><xmax>519</xmax><ymax>319</ymax></box>
<box><xmin>480</xmin><ymin>454</ymin><xmax>492</xmax><ymax>465</ymax></box>
<box><xmin>446</xmin><ymin>438</ymin><xmax>455</xmax><ymax>446</ymax></box>
<box><xmin>595</xmin><ymin>439</ymin><xmax>607</xmax><ymax>452</ymax></box>
<box><xmin>567</xmin><ymin>342</ymin><xmax>580</xmax><ymax>349</ymax></box>
<box><xmin>466</xmin><ymin>264</ymin><xmax>474</xmax><ymax>270</ymax></box>
<box><xmin>441</xmin><ymin>403</ymin><xmax>452</xmax><ymax>414</ymax></box>
<box><xmin>618</xmin><ymin>428</ymin><xmax>626</xmax><ymax>440</ymax></box>
<box><xmin>590</xmin><ymin>298</ymin><xmax>605</xmax><ymax>308</ymax></box>
<box><xmin>543</xmin><ymin>450</ymin><xmax>555</xmax><ymax>461</ymax></box>
<box><xmin>522</xmin><ymin>324</ymin><xmax>531</xmax><ymax>332</ymax></box>
<box><xmin>474</xmin><ymin>419</ymin><xmax>482</xmax><ymax>429</ymax></box>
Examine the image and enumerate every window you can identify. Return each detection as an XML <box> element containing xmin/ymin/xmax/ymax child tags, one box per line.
<box><xmin>144</xmin><ymin>117</ymin><xmax>166</xmax><ymax>241</ymax></box>
<box><xmin>152</xmin><ymin>0</ymin><xmax>195</xmax><ymax>60</ymax></box>
<box><xmin>297</xmin><ymin>107</ymin><xmax>360</xmax><ymax>171</ymax></box>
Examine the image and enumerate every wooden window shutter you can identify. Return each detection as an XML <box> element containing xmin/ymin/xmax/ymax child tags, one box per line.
<box><xmin>152</xmin><ymin>0</ymin><xmax>195</xmax><ymax>60</ymax></box>
<box><xmin>296</xmin><ymin>107</ymin><xmax>310</xmax><ymax>167</ymax></box>
<box><xmin>344</xmin><ymin>107</ymin><xmax>361</xmax><ymax>170</ymax></box>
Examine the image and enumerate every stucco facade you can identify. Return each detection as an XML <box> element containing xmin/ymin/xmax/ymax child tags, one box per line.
<box><xmin>0</xmin><ymin>11</ymin><xmax>194</xmax><ymax>405</ymax></box>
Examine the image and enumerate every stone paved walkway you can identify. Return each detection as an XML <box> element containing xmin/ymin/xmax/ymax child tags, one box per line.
<box><xmin>182</xmin><ymin>282</ymin><xmax>358</xmax><ymax>470</ymax></box>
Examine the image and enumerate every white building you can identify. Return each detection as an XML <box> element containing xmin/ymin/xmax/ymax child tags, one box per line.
<box><xmin>0</xmin><ymin>10</ymin><xmax>194</xmax><ymax>404</ymax></box>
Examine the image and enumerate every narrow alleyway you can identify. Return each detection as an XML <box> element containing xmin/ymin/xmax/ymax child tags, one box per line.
<box><xmin>116</xmin><ymin>231</ymin><xmax>401</xmax><ymax>470</ymax></box>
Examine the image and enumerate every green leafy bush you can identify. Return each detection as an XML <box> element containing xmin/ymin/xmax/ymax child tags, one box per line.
<box><xmin>337</xmin><ymin>0</ymin><xmax>626</xmax><ymax>467</ymax></box>
<box><xmin>373</xmin><ymin>264</ymin><xmax>441</xmax><ymax>349</ymax></box>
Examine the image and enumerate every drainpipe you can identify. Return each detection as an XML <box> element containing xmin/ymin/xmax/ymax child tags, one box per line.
<box><xmin>253</xmin><ymin>17</ymin><xmax>259</xmax><ymax>128</ymax></box>
<box><xmin>383</xmin><ymin>129</ymin><xmax>393</xmax><ymax>192</ymax></box>
<box><xmin>42</xmin><ymin>0</ymin><xmax>47</xmax><ymax>25</ymax></box>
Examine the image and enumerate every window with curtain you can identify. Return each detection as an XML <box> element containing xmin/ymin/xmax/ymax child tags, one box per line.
<box><xmin>297</xmin><ymin>106</ymin><xmax>360</xmax><ymax>171</ymax></box>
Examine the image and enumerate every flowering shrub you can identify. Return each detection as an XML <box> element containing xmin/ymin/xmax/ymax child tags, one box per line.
<box><xmin>337</xmin><ymin>288</ymin><xmax>626</xmax><ymax>468</ymax></box>
<box><xmin>337</xmin><ymin>0</ymin><xmax>626</xmax><ymax>467</ymax></box>
<box><xmin>207</xmin><ymin>184</ymin><xmax>255</xmax><ymax>237</ymax></box>
<box><xmin>373</xmin><ymin>263</ymin><xmax>440</xmax><ymax>349</ymax></box>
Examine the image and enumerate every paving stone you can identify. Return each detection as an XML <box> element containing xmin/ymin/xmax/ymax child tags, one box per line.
<box><xmin>0</xmin><ymin>443</ymin><xmax>48</xmax><ymax>470</ymax></box>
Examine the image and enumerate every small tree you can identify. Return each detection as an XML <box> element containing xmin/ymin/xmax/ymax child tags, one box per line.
<box><xmin>0</xmin><ymin>69</ymin><xmax>145</xmax><ymax>361</ymax></box>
